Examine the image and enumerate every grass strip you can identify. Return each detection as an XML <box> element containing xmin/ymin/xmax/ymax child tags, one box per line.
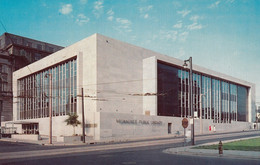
<box><xmin>193</xmin><ymin>137</ymin><xmax>260</xmax><ymax>151</ymax></box>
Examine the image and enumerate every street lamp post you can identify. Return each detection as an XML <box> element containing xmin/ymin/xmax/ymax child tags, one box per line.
<box><xmin>183</xmin><ymin>57</ymin><xmax>194</xmax><ymax>145</ymax></box>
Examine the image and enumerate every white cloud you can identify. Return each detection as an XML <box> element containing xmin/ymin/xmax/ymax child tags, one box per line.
<box><xmin>93</xmin><ymin>0</ymin><xmax>104</xmax><ymax>18</ymax></box>
<box><xmin>139</xmin><ymin>5</ymin><xmax>153</xmax><ymax>19</ymax></box>
<box><xmin>187</xmin><ymin>23</ymin><xmax>203</xmax><ymax>30</ymax></box>
<box><xmin>115</xmin><ymin>18</ymin><xmax>132</xmax><ymax>33</ymax></box>
<box><xmin>116</xmin><ymin>18</ymin><xmax>131</xmax><ymax>25</ymax></box>
<box><xmin>188</xmin><ymin>15</ymin><xmax>204</xmax><ymax>31</ymax></box>
<box><xmin>107</xmin><ymin>9</ymin><xmax>114</xmax><ymax>21</ymax></box>
<box><xmin>94</xmin><ymin>0</ymin><xmax>103</xmax><ymax>10</ymax></box>
<box><xmin>107</xmin><ymin>9</ymin><xmax>114</xmax><ymax>15</ymax></box>
<box><xmin>173</xmin><ymin>21</ymin><xmax>182</xmax><ymax>28</ymax></box>
<box><xmin>177</xmin><ymin>9</ymin><xmax>191</xmax><ymax>17</ymax></box>
<box><xmin>209</xmin><ymin>1</ymin><xmax>221</xmax><ymax>8</ymax></box>
<box><xmin>179</xmin><ymin>31</ymin><xmax>189</xmax><ymax>42</ymax></box>
<box><xmin>107</xmin><ymin>16</ymin><xmax>113</xmax><ymax>21</ymax></box>
<box><xmin>59</xmin><ymin>4</ymin><xmax>73</xmax><ymax>15</ymax></box>
<box><xmin>76</xmin><ymin>14</ymin><xmax>90</xmax><ymax>25</ymax></box>
<box><xmin>139</xmin><ymin>5</ymin><xmax>153</xmax><ymax>13</ymax></box>
<box><xmin>159</xmin><ymin>30</ymin><xmax>178</xmax><ymax>41</ymax></box>
<box><xmin>190</xmin><ymin>15</ymin><xmax>200</xmax><ymax>22</ymax></box>
<box><xmin>80</xmin><ymin>0</ymin><xmax>87</xmax><ymax>4</ymax></box>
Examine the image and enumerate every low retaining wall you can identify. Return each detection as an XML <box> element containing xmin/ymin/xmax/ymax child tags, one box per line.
<box><xmin>99</xmin><ymin>112</ymin><xmax>254</xmax><ymax>141</ymax></box>
<box><xmin>11</xmin><ymin>134</ymin><xmax>40</xmax><ymax>141</ymax></box>
<box><xmin>57</xmin><ymin>136</ymin><xmax>81</xmax><ymax>143</ymax></box>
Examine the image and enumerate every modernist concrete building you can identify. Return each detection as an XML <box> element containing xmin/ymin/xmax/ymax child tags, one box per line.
<box><xmin>0</xmin><ymin>33</ymin><xmax>63</xmax><ymax>123</ymax></box>
<box><xmin>11</xmin><ymin>34</ymin><xmax>255</xmax><ymax>141</ymax></box>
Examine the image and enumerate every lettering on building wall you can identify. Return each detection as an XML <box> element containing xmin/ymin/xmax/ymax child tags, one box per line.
<box><xmin>116</xmin><ymin>119</ymin><xmax>162</xmax><ymax>126</ymax></box>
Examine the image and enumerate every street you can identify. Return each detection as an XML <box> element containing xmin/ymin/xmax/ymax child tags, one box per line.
<box><xmin>0</xmin><ymin>131</ymin><xmax>259</xmax><ymax>165</ymax></box>
<box><xmin>3</xmin><ymin>148</ymin><xmax>260</xmax><ymax>165</ymax></box>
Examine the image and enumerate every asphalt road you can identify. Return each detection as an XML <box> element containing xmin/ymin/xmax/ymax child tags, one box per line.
<box><xmin>0</xmin><ymin>131</ymin><xmax>259</xmax><ymax>165</ymax></box>
<box><xmin>2</xmin><ymin>146</ymin><xmax>260</xmax><ymax>165</ymax></box>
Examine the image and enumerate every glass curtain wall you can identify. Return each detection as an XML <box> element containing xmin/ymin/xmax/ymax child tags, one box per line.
<box><xmin>17</xmin><ymin>58</ymin><xmax>77</xmax><ymax>120</ymax></box>
<box><xmin>157</xmin><ymin>62</ymin><xmax>179</xmax><ymax>116</ymax></box>
<box><xmin>212</xmin><ymin>79</ymin><xmax>221</xmax><ymax>123</ymax></box>
<box><xmin>221</xmin><ymin>81</ymin><xmax>229</xmax><ymax>123</ymax></box>
<box><xmin>157</xmin><ymin>61</ymin><xmax>248</xmax><ymax>122</ymax></box>
<box><xmin>178</xmin><ymin>69</ymin><xmax>189</xmax><ymax>117</ymax></box>
<box><xmin>230</xmin><ymin>84</ymin><xmax>237</xmax><ymax>121</ymax></box>
<box><xmin>237</xmin><ymin>86</ymin><xmax>248</xmax><ymax>121</ymax></box>
<box><xmin>201</xmin><ymin>76</ymin><xmax>211</xmax><ymax>120</ymax></box>
<box><xmin>193</xmin><ymin>73</ymin><xmax>201</xmax><ymax>118</ymax></box>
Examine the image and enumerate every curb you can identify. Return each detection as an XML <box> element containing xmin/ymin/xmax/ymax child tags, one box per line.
<box><xmin>1</xmin><ymin>130</ymin><xmax>259</xmax><ymax>147</ymax></box>
<box><xmin>165</xmin><ymin>148</ymin><xmax>260</xmax><ymax>160</ymax></box>
<box><xmin>164</xmin><ymin>136</ymin><xmax>260</xmax><ymax>160</ymax></box>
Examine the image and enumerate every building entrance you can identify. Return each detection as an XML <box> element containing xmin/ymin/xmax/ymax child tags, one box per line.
<box><xmin>22</xmin><ymin>123</ymin><xmax>39</xmax><ymax>134</ymax></box>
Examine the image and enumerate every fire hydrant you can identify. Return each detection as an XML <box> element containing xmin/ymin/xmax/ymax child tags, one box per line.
<box><xmin>218</xmin><ymin>140</ymin><xmax>223</xmax><ymax>155</ymax></box>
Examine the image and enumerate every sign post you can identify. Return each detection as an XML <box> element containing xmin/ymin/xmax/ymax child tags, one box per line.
<box><xmin>182</xmin><ymin>118</ymin><xmax>188</xmax><ymax>146</ymax></box>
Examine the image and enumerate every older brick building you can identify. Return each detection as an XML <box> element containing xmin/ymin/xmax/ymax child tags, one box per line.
<box><xmin>0</xmin><ymin>33</ymin><xmax>63</xmax><ymax>122</ymax></box>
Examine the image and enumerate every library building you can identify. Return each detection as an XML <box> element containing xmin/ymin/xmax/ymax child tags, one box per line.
<box><xmin>9</xmin><ymin>34</ymin><xmax>255</xmax><ymax>141</ymax></box>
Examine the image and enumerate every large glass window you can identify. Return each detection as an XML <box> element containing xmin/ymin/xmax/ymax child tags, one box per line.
<box><xmin>157</xmin><ymin>62</ymin><xmax>180</xmax><ymax>117</ymax></box>
<box><xmin>179</xmin><ymin>70</ymin><xmax>189</xmax><ymax>117</ymax></box>
<box><xmin>201</xmin><ymin>76</ymin><xmax>211</xmax><ymax>120</ymax></box>
<box><xmin>157</xmin><ymin>61</ymin><xmax>248</xmax><ymax>123</ymax></box>
<box><xmin>212</xmin><ymin>79</ymin><xmax>221</xmax><ymax>122</ymax></box>
<box><xmin>193</xmin><ymin>73</ymin><xmax>201</xmax><ymax>118</ymax></box>
<box><xmin>157</xmin><ymin>62</ymin><xmax>200</xmax><ymax>118</ymax></box>
<box><xmin>17</xmin><ymin>58</ymin><xmax>77</xmax><ymax>120</ymax></box>
<box><xmin>230</xmin><ymin>83</ymin><xmax>237</xmax><ymax>121</ymax></box>
<box><xmin>237</xmin><ymin>86</ymin><xmax>248</xmax><ymax>121</ymax></box>
<box><xmin>221</xmin><ymin>81</ymin><xmax>229</xmax><ymax>123</ymax></box>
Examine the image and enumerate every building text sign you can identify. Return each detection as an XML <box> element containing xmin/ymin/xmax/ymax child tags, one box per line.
<box><xmin>116</xmin><ymin>119</ymin><xmax>162</xmax><ymax>126</ymax></box>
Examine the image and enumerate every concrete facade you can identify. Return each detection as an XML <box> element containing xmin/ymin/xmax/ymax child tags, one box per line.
<box><xmin>12</xmin><ymin>33</ymin><xmax>256</xmax><ymax>141</ymax></box>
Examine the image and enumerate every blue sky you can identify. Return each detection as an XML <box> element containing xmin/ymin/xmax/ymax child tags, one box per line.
<box><xmin>0</xmin><ymin>0</ymin><xmax>260</xmax><ymax>103</ymax></box>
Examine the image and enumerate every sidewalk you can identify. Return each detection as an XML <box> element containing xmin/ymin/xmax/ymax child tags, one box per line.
<box><xmin>0</xmin><ymin>137</ymin><xmax>87</xmax><ymax>146</ymax></box>
<box><xmin>1</xmin><ymin>130</ymin><xmax>260</xmax><ymax>146</ymax></box>
<box><xmin>0</xmin><ymin>132</ymin><xmax>191</xmax><ymax>146</ymax></box>
<box><xmin>163</xmin><ymin>137</ymin><xmax>260</xmax><ymax>160</ymax></box>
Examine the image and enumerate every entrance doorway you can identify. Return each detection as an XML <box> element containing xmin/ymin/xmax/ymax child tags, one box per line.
<box><xmin>168</xmin><ymin>123</ymin><xmax>172</xmax><ymax>134</ymax></box>
<box><xmin>22</xmin><ymin>123</ymin><xmax>39</xmax><ymax>134</ymax></box>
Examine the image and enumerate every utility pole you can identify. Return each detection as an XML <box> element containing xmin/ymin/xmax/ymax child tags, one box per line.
<box><xmin>81</xmin><ymin>88</ymin><xmax>85</xmax><ymax>143</ymax></box>
<box><xmin>183</xmin><ymin>57</ymin><xmax>194</xmax><ymax>145</ymax></box>
<box><xmin>189</xmin><ymin>57</ymin><xmax>194</xmax><ymax>146</ymax></box>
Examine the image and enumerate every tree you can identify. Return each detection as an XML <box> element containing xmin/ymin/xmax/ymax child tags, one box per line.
<box><xmin>64</xmin><ymin>113</ymin><xmax>81</xmax><ymax>135</ymax></box>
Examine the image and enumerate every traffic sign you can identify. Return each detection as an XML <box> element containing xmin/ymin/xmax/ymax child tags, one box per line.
<box><xmin>182</xmin><ymin>118</ymin><xmax>188</xmax><ymax>128</ymax></box>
